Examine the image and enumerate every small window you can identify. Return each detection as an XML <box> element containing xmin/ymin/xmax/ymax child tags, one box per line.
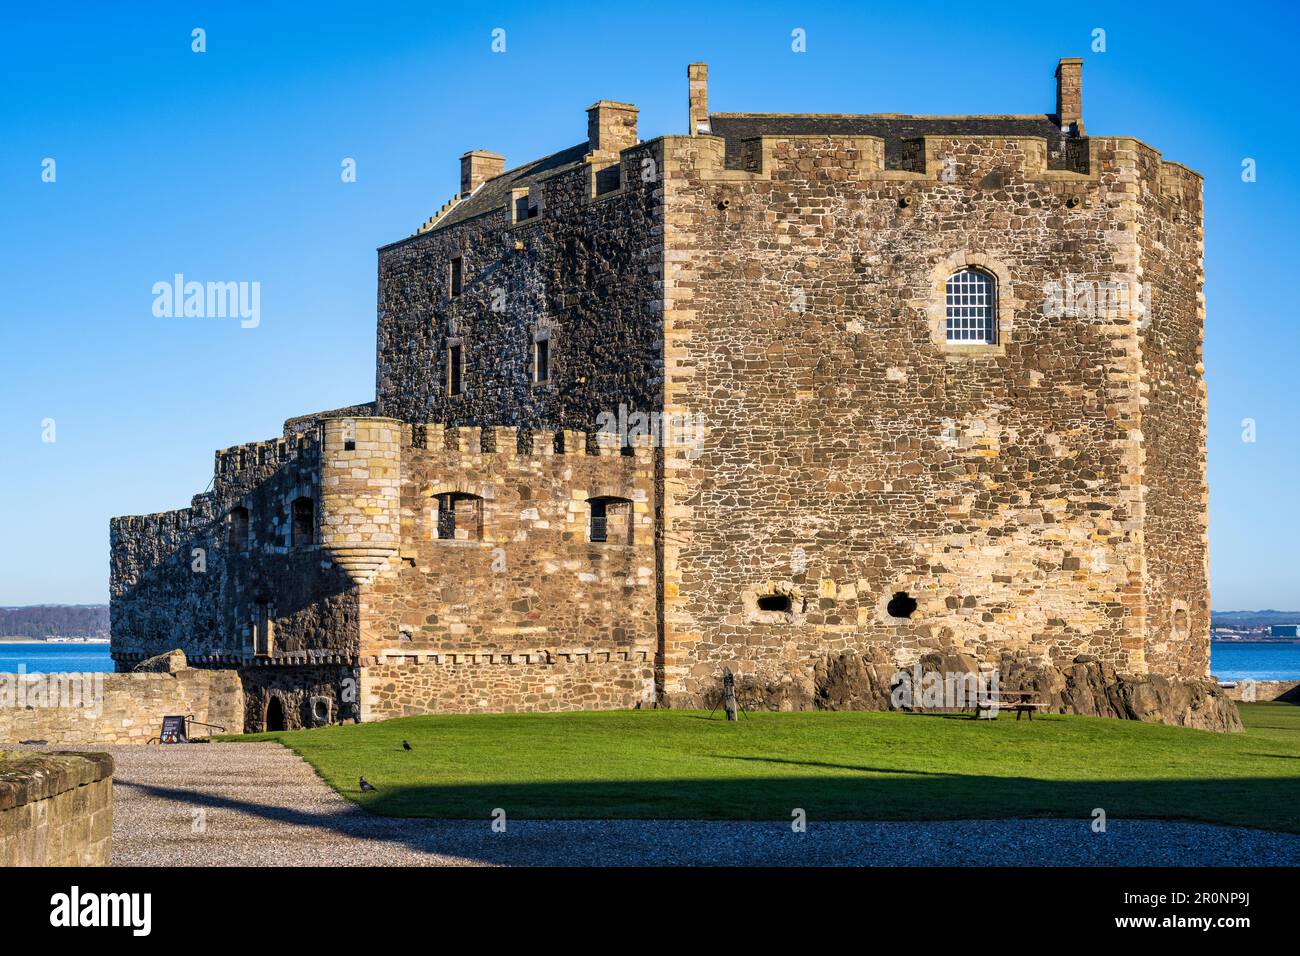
<box><xmin>588</xmin><ymin>496</ymin><xmax>632</xmax><ymax>545</ymax></box>
<box><xmin>757</xmin><ymin>594</ymin><xmax>792</xmax><ymax>613</ymax></box>
<box><xmin>435</xmin><ymin>493</ymin><xmax>483</xmax><ymax>541</ymax></box>
<box><xmin>594</xmin><ymin>164</ymin><xmax>621</xmax><ymax>196</ymax></box>
<box><xmin>228</xmin><ymin>506</ymin><xmax>249</xmax><ymax>551</ymax></box>
<box><xmin>254</xmin><ymin>602</ymin><xmax>273</xmax><ymax>657</ymax></box>
<box><xmin>447</xmin><ymin>343</ymin><xmax>463</xmax><ymax>396</ymax></box>
<box><xmin>514</xmin><ymin>192</ymin><xmax>539</xmax><ymax>222</ymax></box>
<box><xmin>449</xmin><ymin>256</ymin><xmax>462</xmax><ymax>298</ymax></box>
<box><xmin>533</xmin><ymin>337</ymin><xmax>550</xmax><ymax>384</ymax></box>
<box><xmin>291</xmin><ymin>496</ymin><xmax>315</xmax><ymax>547</ymax></box>
<box><xmin>945</xmin><ymin>268</ymin><xmax>996</xmax><ymax>344</ymax></box>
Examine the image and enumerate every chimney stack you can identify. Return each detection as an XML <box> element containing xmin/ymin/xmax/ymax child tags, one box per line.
<box><xmin>1055</xmin><ymin>58</ymin><xmax>1083</xmax><ymax>133</ymax></box>
<box><xmin>586</xmin><ymin>101</ymin><xmax>639</xmax><ymax>157</ymax></box>
<box><xmin>460</xmin><ymin>150</ymin><xmax>505</xmax><ymax>197</ymax></box>
<box><xmin>688</xmin><ymin>62</ymin><xmax>709</xmax><ymax>135</ymax></box>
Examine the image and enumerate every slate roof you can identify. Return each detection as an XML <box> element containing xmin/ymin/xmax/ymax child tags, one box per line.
<box><xmin>429</xmin><ymin>142</ymin><xmax>590</xmax><ymax>233</ymax></box>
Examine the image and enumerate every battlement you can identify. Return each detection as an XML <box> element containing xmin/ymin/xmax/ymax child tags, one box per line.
<box><xmin>678</xmin><ymin>132</ymin><xmax>1135</xmax><ymax>184</ymax></box>
<box><xmin>215</xmin><ymin>432</ymin><xmax>316</xmax><ymax>483</ymax></box>
<box><xmin>406</xmin><ymin>423</ymin><xmax>655</xmax><ymax>460</ymax></box>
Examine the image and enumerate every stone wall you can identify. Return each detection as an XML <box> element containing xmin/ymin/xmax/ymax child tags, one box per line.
<box><xmin>1134</xmin><ymin>157</ymin><xmax>1211</xmax><ymax>679</ymax></box>
<box><xmin>0</xmin><ymin>664</ymin><xmax>244</xmax><ymax>745</ymax></box>
<box><xmin>111</xmin><ymin>413</ymin><xmax>660</xmax><ymax>730</ymax></box>
<box><xmin>0</xmin><ymin>751</ymin><xmax>113</xmax><ymax>866</ymax></box>
<box><xmin>363</xmin><ymin>651</ymin><xmax>655</xmax><ymax>718</ymax></box>
<box><xmin>1220</xmin><ymin>680</ymin><xmax>1300</xmax><ymax>703</ymax></box>
<box><xmin>374</xmin><ymin>137</ymin><xmax>665</xmax><ymax>435</ymax></box>
<box><xmin>357</xmin><ymin>422</ymin><xmax>658</xmax><ymax>720</ymax></box>
<box><xmin>658</xmin><ymin>127</ymin><xmax>1205</xmax><ymax>705</ymax></box>
<box><xmin>239</xmin><ymin>663</ymin><xmax>355</xmax><ymax>731</ymax></box>
<box><xmin>111</xmin><ymin>427</ymin><xmax>361</xmax><ymax>670</ymax></box>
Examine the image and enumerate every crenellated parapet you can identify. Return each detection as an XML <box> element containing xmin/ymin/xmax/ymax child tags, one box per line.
<box><xmin>407</xmin><ymin>422</ymin><xmax>656</xmax><ymax>460</ymax></box>
<box><xmin>214</xmin><ymin>432</ymin><xmax>318</xmax><ymax>499</ymax></box>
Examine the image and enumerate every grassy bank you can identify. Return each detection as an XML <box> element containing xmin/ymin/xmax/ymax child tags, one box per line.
<box><xmin>223</xmin><ymin>703</ymin><xmax>1300</xmax><ymax>831</ymax></box>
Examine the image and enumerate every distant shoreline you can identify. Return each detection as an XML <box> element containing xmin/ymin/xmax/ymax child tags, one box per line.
<box><xmin>0</xmin><ymin>638</ymin><xmax>110</xmax><ymax>645</ymax></box>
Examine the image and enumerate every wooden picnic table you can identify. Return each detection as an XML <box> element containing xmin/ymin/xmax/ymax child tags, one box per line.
<box><xmin>970</xmin><ymin>688</ymin><xmax>1048</xmax><ymax>721</ymax></box>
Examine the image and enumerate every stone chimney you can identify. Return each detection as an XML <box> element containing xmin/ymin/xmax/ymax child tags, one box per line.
<box><xmin>1055</xmin><ymin>58</ymin><xmax>1083</xmax><ymax>133</ymax></box>
<box><xmin>586</xmin><ymin>101</ymin><xmax>639</xmax><ymax>157</ymax></box>
<box><xmin>460</xmin><ymin>150</ymin><xmax>505</xmax><ymax>197</ymax></box>
<box><xmin>688</xmin><ymin>62</ymin><xmax>709</xmax><ymax>135</ymax></box>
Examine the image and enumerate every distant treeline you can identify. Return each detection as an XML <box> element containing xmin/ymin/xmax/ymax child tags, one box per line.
<box><xmin>1211</xmin><ymin>610</ymin><xmax>1300</xmax><ymax>627</ymax></box>
<box><xmin>0</xmin><ymin>605</ymin><xmax>109</xmax><ymax>638</ymax></box>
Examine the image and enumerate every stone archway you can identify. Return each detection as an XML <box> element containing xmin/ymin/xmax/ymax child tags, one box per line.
<box><xmin>264</xmin><ymin>695</ymin><xmax>286</xmax><ymax>732</ymax></box>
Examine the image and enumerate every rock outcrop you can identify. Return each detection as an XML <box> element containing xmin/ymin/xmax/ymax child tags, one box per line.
<box><xmin>800</xmin><ymin>649</ymin><xmax>1243</xmax><ymax>733</ymax></box>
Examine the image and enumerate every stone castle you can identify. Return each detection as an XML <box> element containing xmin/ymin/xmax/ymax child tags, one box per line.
<box><xmin>111</xmin><ymin>59</ymin><xmax>1218</xmax><ymax>732</ymax></box>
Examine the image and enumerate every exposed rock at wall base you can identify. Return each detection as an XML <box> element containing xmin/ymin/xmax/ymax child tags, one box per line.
<box><xmin>697</xmin><ymin>650</ymin><xmax>1243</xmax><ymax>733</ymax></box>
<box><xmin>132</xmin><ymin>648</ymin><xmax>187</xmax><ymax>673</ymax></box>
<box><xmin>997</xmin><ymin>652</ymin><xmax>1243</xmax><ymax>734</ymax></box>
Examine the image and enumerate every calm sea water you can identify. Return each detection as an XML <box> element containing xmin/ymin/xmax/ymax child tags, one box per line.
<box><xmin>0</xmin><ymin>642</ymin><xmax>114</xmax><ymax>673</ymax></box>
<box><xmin>1</xmin><ymin>640</ymin><xmax>1296</xmax><ymax>680</ymax></box>
<box><xmin>1210</xmin><ymin>642</ymin><xmax>1300</xmax><ymax>681</ymax></box>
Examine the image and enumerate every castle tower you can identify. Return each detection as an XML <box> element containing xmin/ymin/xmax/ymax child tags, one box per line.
<box><xmin>319</xmin><ymin>417</ymin><xmax>402</xmax><ymax>587</ymax></box>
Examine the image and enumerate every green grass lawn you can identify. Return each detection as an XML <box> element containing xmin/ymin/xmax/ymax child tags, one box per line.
<box><xmin>222</xmin><ymin>703</ymin><xmax>1300</xmax><ymax>832</ymax></box>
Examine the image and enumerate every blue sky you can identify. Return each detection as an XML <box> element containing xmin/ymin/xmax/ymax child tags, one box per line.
<box><xmin>1</xmin><ymin>0</ymin><xmax>1297</xmax><ymax>609</ymax></box>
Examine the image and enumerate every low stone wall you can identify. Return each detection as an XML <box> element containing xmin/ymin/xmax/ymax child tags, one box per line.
<box><xmin>1219</xmin><ymin>680</ymin><xmax>1300</xmax><ymax>703</ymax></box>
<box><xmin>361</xmin><ymin>652</ymin><xmax>656</xmax><ymax>719</ymax></box>
<box><xmin>0</xmin><ymin>750</ymin><xmax>113</xmax><ymax>866</ymax></box>
<box><xmin>0</xmin><ymin>660</ymin><xmax>244</xmax><ymax>745</ymax></box>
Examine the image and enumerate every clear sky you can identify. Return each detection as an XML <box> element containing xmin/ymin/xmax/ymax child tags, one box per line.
<box><xmin>1</xmin><ymin>0</ymin><xmax>1297</xmax><ymax>609</ymax></box>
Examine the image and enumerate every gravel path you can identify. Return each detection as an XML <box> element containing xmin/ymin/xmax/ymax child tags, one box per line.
<box><xmin>29</xmin><ymin>743</ymin><xmax>1300</xmax><ymax>866</ymax></box>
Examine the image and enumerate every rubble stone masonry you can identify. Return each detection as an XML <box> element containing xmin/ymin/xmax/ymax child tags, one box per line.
<box><xmin>100</xmin><ymin>58</ymin><xmax>1213</xmax><ymax>731</ymax></box>
<box><xmin>659</xmin><ymin>127</ymin><xmax>1207</xmax><ymax>704</ymax></box>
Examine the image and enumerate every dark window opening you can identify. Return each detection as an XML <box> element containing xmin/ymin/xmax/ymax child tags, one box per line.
<box><xmin>595</xmin><ymin>164</ymin><xmax>621</xmax><ymax>196</ymax></box>
<box><xmin>449</xmin><ymin>256</ymin><xmax>462</xmax><ymax>298</ymax></box>
<box><xmin>588</xmin><ymin>496</ymin><xmax>632</xmax><ymax>544</ymax></box>
<box><xmin>254</xmin><ymin>602</ymin><xmax>272</xmax><ymax>657</ymax></box>
<box><xmin>436</xmin><ymin>492</ymin><xmax>483</xmax><ymax>541</ymax></box>
<box><xmin>228</xmin><ymin>506</ymin><xmax>249</xmax><ymax>551</ymax></box>
<box><xmin>533</xmin><ymin>337</ymin><xmax>550</xmax><ymax>383</ymax></box>
<box><xmin>757</xmin><ymin>594</ymin><xmax>792</xmax><ymax>613</ymax></box>
<box><xmin>515</xmin><ymin>195</ymin><xmax>538</xmax><ymax>221</ymax></box>
<box><xmin>291</xmin><ymin>496</ymin><xmax>315</xmax><ymax>547</ymax></box>
<box><xmin>887</xmin><ymin>591</ymin><xmax>918</xmax><ymax>619</ymax></box>
<box><xmin>448</xmin><ymin>344</ymin><xmax>463</xmax><ymax>396</ymax></box>
<box><xmin>344</xmin><ymin>439</ymin><xmax>356</xmax><ymax>451</ymax></box>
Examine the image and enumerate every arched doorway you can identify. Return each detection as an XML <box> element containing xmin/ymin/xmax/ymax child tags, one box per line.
<box><xmin>264</xmin><ymin>696</ymin><xmax>286</xmax><ymax>732</ymax></box>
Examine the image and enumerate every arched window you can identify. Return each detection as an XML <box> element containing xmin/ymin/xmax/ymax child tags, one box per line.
<box><xmin>228</xmin><ymin>506</ymin><xmax>249</xmax><ymax>551</ymax></box>
<box><xmin>435</xmin><ymin>492</ymin><xmax>483</xmax><ymax>540</ymax></box>
<box><xmin>588</xmin><ymin>496</ymin><xmax>632</xmax><ymax>545</ymax></box>
<box><xmin>290</xmin><ymin>496</ymin><xmax>315</xmax><ymax>547</ymax></box>
<box><xmin>945</xmin><ymin>268</ymin><xmax>997</xmax><ymax>344</ymax></box>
